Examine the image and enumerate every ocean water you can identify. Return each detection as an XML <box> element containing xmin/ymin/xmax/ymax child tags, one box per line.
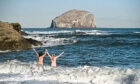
<box><xmin>0</xmin><ymin>28</ymin><xmax>140</xmax><ymax>84</ymax></box>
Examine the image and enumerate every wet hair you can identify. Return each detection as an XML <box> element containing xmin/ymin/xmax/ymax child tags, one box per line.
<box><xmin>51</xmin><ymin>53</ymin><xmax>55</xmax><ymax>61</ymax></box>
<box><xmin>39</xmin><ymin>52</ymin><xmax>43</xmax><ymax>57</ymax></box>
<box><xmin>52</xmin><ymin>53</ymin><xmax>55</xmax><ymax>57</ymax></box>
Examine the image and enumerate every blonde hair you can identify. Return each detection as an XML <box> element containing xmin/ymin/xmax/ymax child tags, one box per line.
<box><xmin>51</xmin><ymin>53</ymin><xmax>55</xmax><ymax>60</ymax></box>
<box><xmin>52</xmin><ymin>53</ymin><xmax>55</xmax><ymax>56</ymax></box>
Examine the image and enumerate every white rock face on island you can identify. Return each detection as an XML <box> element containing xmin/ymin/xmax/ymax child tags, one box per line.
<box><xmin>50</xmin><ymin>9</ymin><xmax>96</xmax><ymax>28</ymax></box>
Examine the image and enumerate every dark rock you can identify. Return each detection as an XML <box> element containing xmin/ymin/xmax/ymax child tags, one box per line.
<box><xmin>20</xmin><ymin>31</ymin><xmax>28</xmax><ymax>35</ymax></box>
<box><xmin>50</xmin><ymin>9</ymin><xmax>96</xmax><ymax>28</ymax></box>
<box><xmin>11</xmin><ymin>23</ymin><xmax>21</xmax><ymax>32</ymax></box>
<box><xmin>0</xmin><ymin>21</ymin><xmax>42</xmax><ymax>51</ymax></box>
<box><xmin>72</xmin><ymin>32</ymin><xmax>86</xmax><ymax>35</ymax></box>
<box><xmin>0</xmin><ymin>38</ymin><xmax>31</xmax><ymax>51</ymax></box>
<box><xmin>26</xmin><ymin>38</ymin><xmax>43</xmax><ymax>46</ymax></box>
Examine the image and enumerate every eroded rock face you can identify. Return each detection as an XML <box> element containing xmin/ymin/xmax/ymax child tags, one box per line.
<box><xmin>50</xmin><ymin>9</ymin><xmax>96</xmax><ymax>28</ymax></box>
<box><xmin>11</xmin><ymin>23</ymin><xmax>21</xmax><ymax>32</ymax></box>
<box><xmin>0</xmin><ymin>21</ymin><xmax>42</xmax><ymax>51</ymax></box>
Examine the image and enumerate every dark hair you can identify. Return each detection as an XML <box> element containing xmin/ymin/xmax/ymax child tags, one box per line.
<box><xmin>52</xmin><ymin>53</ymin><xmax>55</xmax><ymax>57</ymax></box>
<box><xmin>39</xmin><ymin>52</ymin><xmax>43</xmax><ymax>57</ymax></box>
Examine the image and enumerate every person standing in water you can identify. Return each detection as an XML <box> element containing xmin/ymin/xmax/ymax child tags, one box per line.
<box><xmin>33</xmin><ymin>48</ymin><xmax>47</xmax><ymax>65</ymax></box>
<box><xmin>46</xmin><ymin>48</ymin><xmax>64</xmax><ymax>67</ymax></box>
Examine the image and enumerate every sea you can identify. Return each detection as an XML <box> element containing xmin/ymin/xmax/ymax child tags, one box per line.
<box><xmin>0</xmin><ymin>28</ymin><xmax>140</xmax><ymax>84</ymax></box>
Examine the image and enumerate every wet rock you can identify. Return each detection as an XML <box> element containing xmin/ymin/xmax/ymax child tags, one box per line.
<box><xmin>0</xmin><ymin>21</ymin><xmax>42</xmax><ymax>51</ymax></box>
<box><xmin>20</xmin><ymin>31</ymin><xmax>28</xmax><ymax>35</ymax></box>
<box><xmin>26</xmin><ymin>38</ymin><xmax>42</xmax><ymax>46</ymax></box>
<box><xmin>72</xmin><ymin>32</ymin><xmax>86</xmax><ymax>35</ymax></box>
<box><xmin>11</xmin><ymin>23</ymin><xmax>21</xmax><ymax>32</ymax></box>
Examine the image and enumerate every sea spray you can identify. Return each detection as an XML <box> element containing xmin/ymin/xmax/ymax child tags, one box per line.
<box><xmin>0</xmin><ymin>60</ymin><xmax>140</xmax><ymax>84</ymax></box>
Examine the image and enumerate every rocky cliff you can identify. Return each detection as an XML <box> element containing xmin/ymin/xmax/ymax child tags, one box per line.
<box><xmin>0</xmin><ymin>21</ymin><xmax>42</xmax><ymax>51</ymax></box>
<box><xmin>50</xmin><ymin>9</ymin><xmax>96</xmax><ymax>28</ymax></box>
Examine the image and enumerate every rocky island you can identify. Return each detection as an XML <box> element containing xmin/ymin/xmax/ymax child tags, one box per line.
<box><xmin>50</xmin><ymin>9</ymin><xmax>96</xmax><ymax>28</ymax></box>
<box><xmin>0</xmin><ymin>21</ymin><xmax>42</xmax><ymax>51</ymax></box>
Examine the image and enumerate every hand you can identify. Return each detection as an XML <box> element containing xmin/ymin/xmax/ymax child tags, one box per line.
<box><xmin>33</xmin><ymin>48</ymin><xmax>35</xmax><ymax>50</ymax></box>
<box><xmin>45</xmin><ymin>48</ymin><xmax>48</xmax><ymax>51</ymax></box>
<box><xmin>62</xmin><ymin>51</ymin><xmax>64</xmax><ymax>53</ymax></box>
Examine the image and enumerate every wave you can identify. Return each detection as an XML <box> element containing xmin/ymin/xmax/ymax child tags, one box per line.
<box><xmin>25</xmin><ymin>30</ymin><xmax>73</xmax><ymax>35</ymax></box>
<box><xmin>134</xmin><ymin>32</ymin><xmax>140</xmax><ymax>34</ymax></box>
<box><xmin>22</xmin><ymin>29</ymin><xmax>140</xmax><ymax>48</ymax></box>
<box><xmin>24</xmin><ymin>30</ymin><xmax>110</xmax><ymax>36</ymax></box>
<box><xmin>0</xmin><ymin>60</ymin><xmax>140</xmax><ymax>84</ymax></box>
<box><xmin>74</xmin><ymin>30</ymin><xmax>110</xmax><ymax>35</ymax></box>
<box><xmin>0</xmin><ymin>50</ymin><xmax>11</xmax><ymax>53</ymax></box>
<box><xmin>23</xmin><ymin>35</ymin><xmax>77</xmax><ymax>47</ymax></box>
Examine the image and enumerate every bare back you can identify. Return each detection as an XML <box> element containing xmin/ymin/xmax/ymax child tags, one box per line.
<box><xmin>33</xmin><ymin>48</ymin><xmax>47</xmax><ymax>65</ymax></box>
<box><xmin>46</xmin><ymin>49</ymin><xmax>64</xmax><ymax>67</ymax></box>
<box><xmin>37</xmin><ymin>56</ymin><xmax>45</xmax><ymax>65</ymax></box>
<box><xmin>50</xmin><ymin>57</ymin><xmax>57</xmax><ymax>67</ymax></box>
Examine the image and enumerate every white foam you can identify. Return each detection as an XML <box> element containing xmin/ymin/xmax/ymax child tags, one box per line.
<box><xmin>24</xmin><ymin>29</ymin><xmax>110</xmax><ymax>36</ymax></box>
<box><xmin>0</xmin><ymin>60</ymin><xmax>139</xmax><ymax>84</ymax></box>
<box><xmin>0</xmin><ymin>50</ymin><xmax>11</xmax><ymax>53</ymax></box>
<box><xmin>21</xmin><ymin>29</ymin><xmax>113</xmax><ymax>48</ymax></box>
<box><xmin>134</xmin><ymin>32</ymin><xmax>140</xmax><ymax>34</ymax></box>
<box><xmin>23</xmin><ymin>35</ymin><xmax>77</xmax><ymax>47</ymax></box>
<box><xmin>75</xmin><ymin>30</ymin><xmax>110</xmax><ymax>35</ymax></box>
<box><xmin>25</xmin><ymin>30</ymin><xmax>73</xmax><ymax>35</ymax></box>
<box><xmin>86</xmin><ymin>30</ymin><xmax>109</xmax><ymax>35</ymax></box>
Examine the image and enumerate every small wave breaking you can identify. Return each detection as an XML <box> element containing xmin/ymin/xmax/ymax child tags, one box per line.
<box><xmin>134</xmin><ymin>32</ymin><xmax>140</xmax><ymax>34</ymax></box>
<box><xmin>24</xmin><ymin>29</ymin><xmax>110</xmax><ymax>36</ymax></box>
<box><xmin>23</xmin><ymin>35</ymin><xmax>77</xmax><ymax>47</ymax></box>
<box><xmin>0</xmin><ymin>50</ymin><xmax>11</xmax><ymax>53</ymax></box>
<box><xmin>22</xmin><ymin>29</ymin><xmax>110</xmax><ymax>48</ymax></box>
<box><xmin>0</xmin><ymin>60</ymin><xmax>140</xmax><ymax>84</ymax></box>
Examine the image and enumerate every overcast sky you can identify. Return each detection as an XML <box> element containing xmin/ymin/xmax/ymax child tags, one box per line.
<box><xmin>0</xmin><ymin>0</ymin><xmax>140</xmax><ymax>28</ymax></box>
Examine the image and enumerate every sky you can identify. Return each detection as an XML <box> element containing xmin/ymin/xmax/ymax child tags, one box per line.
<box><xmin>0</xmin><ymin>0</ymin><xmax>140</xmax><ymax>28</ymax></box>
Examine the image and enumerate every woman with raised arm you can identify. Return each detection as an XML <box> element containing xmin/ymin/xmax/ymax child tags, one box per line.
<box><xmin>33</xmin><ymin>48</ymin><xmax>47</xmax><ymax>65</ymax></box>
<box><xmin>46</xmin><ymin>48</ymin><xmax>64</xmax><ymax>67</ymax></box>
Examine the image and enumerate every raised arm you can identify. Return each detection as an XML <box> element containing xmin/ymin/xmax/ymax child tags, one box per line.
<box><xmin>46</xmin><ymin>48</ymin><xmax>51</xmax><ymax>57</ymax></box>
<box><xmin>56</xmin><ymin>51</ymin><xmax>64</xmax><ymax>58</ymax></box>
<box><xmin>33</xmin><ymin>48</ymin><xmax>39</xmax><ymax>57</ymax></box>
<box><xmin>42</xmin><ymin>48</ymin><xmax>47</xmax><ymax>57</ymax></box>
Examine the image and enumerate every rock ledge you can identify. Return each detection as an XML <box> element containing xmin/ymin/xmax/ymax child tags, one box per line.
<box><xmin>0</xmin><ymin>21</ymin><xmax>42</xmax><ymax>51</ymax></box>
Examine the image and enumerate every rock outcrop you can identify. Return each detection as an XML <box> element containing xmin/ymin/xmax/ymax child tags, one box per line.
<box><xmin>11</xmin><ymin>23</ymin><xmax>21</xmax><ymax>32</ymax></box>
<box><xmin>50</xmin><ymin>9</ymin><xmax>96</xmax><ymax>28</ymax></box>
<box><xmin>0</xmin><ymin>21</ymin><xmax>42</xmax><ymax>51</ymax></box>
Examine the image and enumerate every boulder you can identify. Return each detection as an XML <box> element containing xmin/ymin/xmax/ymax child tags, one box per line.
<box><xmin>26</xmin><ymin>38</ymin><xmax>42</xmax><ymax>46</ymax></box>
<box><xmin>0</xmin><ymin>21</ymin><xmax>42</xmax><ymax>51</ymax></box>
<box><xmin>50</xmin><ymin>9</ymin><xmax>96</xmax><ymax>28</ymax></box>
<box><xmin>11</xmin><ymin>23</ymin><xmax>21</xmax><ymax>32</ymax></box>
<box><xmin>20</xmin><ymin>31</ymin><xmax>28</xmax><ymax>35</ymax></box>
